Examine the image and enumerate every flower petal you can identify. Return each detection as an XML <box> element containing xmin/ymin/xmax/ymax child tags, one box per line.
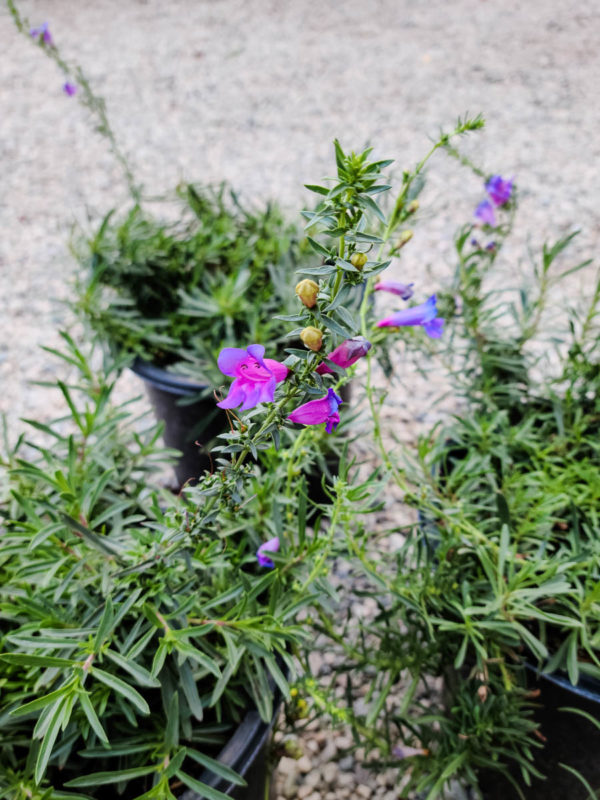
<box><xmin>374</xmin><ymin>281</ymin><xmax>415</xmax><ymax>300</ymax></box>
<box><xmin>325</xmin><ymin>412</ymin><xmax>340</xmax><ymax>433</ymax></box>
<box><xmin>216</xmin><ymin>378</ymin><xmax>247</xmax><ymax>409</ymax></box>
<box><xmin>485</xmin><ymin>175</ymin><xmax>513</xmax><ymax>206</ymax></box>
<box><xmin>377</xmin><ymin>296</ymin><xmax>437</xmax><ymax>328</ymax></box>
<box><xmin>424</xmin><ymin>317</ymin><xmax>444</xmax><ymax>339</ymax></box>
<box><xmin>264</xmin><ymin>358</ymin><xmax>289</xmax><ymax>383</ymax></box>
<box><xmin>218</xmin><ymin>347</ymin><xmax>249</xmax><ymax>377</ymax></box>
<box><xmin>474</xmin><ymin>199</ymin><xmax>496</xmax><ymax>227</ymax></box>
<box><xmin>257</xmin><ymin>537</ymin><xmax>280</xmax><ymax>569</ymax></box>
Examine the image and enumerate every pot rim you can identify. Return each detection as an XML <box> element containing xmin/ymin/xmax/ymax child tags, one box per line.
<box><xmin>131</xmin><ymin>357</ymin><xmax>208</xmax><ymax>395</ymax></box>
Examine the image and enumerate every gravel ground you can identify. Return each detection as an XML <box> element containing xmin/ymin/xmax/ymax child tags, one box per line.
<box><xmin>2</xmin><ymin>1</ymin><xmax>600</xmax><ymax>797</ymax></box>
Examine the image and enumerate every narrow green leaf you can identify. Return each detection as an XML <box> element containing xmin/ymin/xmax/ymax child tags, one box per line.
<box><xmin>79</xmin><ymin>691</ymin><xmax>109</xmax><ymax>744</ymax></box>
<box><xmin>64</xmin><ymin>765</ymin><xmax>157</xmax><ymax>788</ymax></box>
<box><xmin>105</xmin><ymin>649</ymin><xmax>161</xmax><ymax>688</ymax></box>
<box><xmin>35</xmin><ymin>697</ymin><xmax>70</xmax><ymax>784</ymax></box>
<box><xmin>358</xmin><ymin>193</ymin><xmax>386</xmax><ymax>222</ymax></box>
<box><xmin>92</xmin><ymin>667</ymin><xmax>150</xmax><ymax>715</ymax></box>
<box><xmin>11</xmin><ymin>682</ymin><xmax>74</xmax><ymax>718</ymax></box>
<box><xmin>186</xmin><ymin>748</ymin><xmax>247</xmax><ymax>787</ymax></box>
<box><xmin>306</xmin><ymin>235</ymin><xmax>331</xmax><ymax>256</ymax></box>
<box><xmin>176</xmin><ymin>770</ymin><xmax>232</xmax><ymax>800</ymax></box>
<box><xmin>304</xmin><ymin>183</ymin><xmax>329</xmax><ymax>196</ymax></box>
<box><xmin>0</xmin><ymin>653</ymin><xmax>75</xmax><ymax>668</ymax></box>
<box><xmin>94</xmin><ymin>597</ymin><xmax>114</xmax><ymax>652</ymax></box>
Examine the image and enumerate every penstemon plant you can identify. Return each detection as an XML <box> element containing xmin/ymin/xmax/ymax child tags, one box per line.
<box><xmin>0</xmin><ymin>112</ymin><xmax>485</xmax><ymax>800</ymax></box>
<box><xmin>297</xmin><ymin>172</ymin><xmax>600</xmax><ymax>799</ymax></box>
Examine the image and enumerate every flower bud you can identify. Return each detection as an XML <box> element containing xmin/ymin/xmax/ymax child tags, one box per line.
<box><xmin>295</xmin><ymin>278</ymin><xmax>319</xmax><ymax>308</ymax></box>
<box><xmin>392</xmin><ymin>230</ymin><xmax>413</xmax><ymax>251</ymax></box>
<box><xmin>406</xmin><ymin>200</ymin><xmax>420</xmax><ymax>214</ymax></box>
<box><xmin>316</xmin><ymin>336</ymin><xmax>372</xmax><ymax>374</ymax></box>
<box><xmin>300</xmin><ymin>326</ymin><xmax>323</xmax><ymax>351</ymax></box>
<box><xmin>350</xmin><ymin>251</ymin><xmax>368</xmax><ymax>269</ymax></box>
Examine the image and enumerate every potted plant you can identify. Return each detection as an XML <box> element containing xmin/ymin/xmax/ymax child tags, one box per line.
<box><xmin>303</xmin><ymin>176</ymin><xmax>600</xmax><ymax>799</ymax></box>
<box><xmin>0</xmin><ymin>333</ymin><xmax>319</xmax><ymax>800</ymax></box>
<box><xmin>0</xmin><ymin>110</ymin><xmax>488</xmax><ymax>798</ymax></box>
<box><xmin>8</xmin><ymin>1</ymin><xmax>306</xmax><ymax>487</ymax></box>
<box><xmin>72</xmin><ymin>183</ymin><xmax>302</xmax><ymax>485</ymax></box>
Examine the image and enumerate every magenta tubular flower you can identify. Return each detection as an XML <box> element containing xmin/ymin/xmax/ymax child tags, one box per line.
<box><xmin>316</xmin><ymin>336</ymin><xmax>372</xmax><ymax>375</ymax></box>
<box><xmin>63</xmin><ymin>82</ymin><xmax>77</xmax><ymax>96</ymax></box>
<box><xmin>30</xmin><ymin>22</ymin><xmax>53</xmax><ymax>45</ymax></box>
<box><xmin>474</xmin><ymin>199</ymin><xmax>496</xmax><ymax>227</ymax></box>
<box><xmin>256</xmin><ymin>537</ymin><xmax>280</xmax><ymax>569</ymax></box>
<box><xmin>376</xmin><ymin>295</ymin><xmax>444</xmax><ymax>339</ymax></box>
<box><xmin>485</xmin><ymin>175</ymin><xmax>513</xmax><ymax>206</ymax></box>
<box><xmin>287</xmin><ymin>388</ymin><xmax>342</xmax><ymax>434</ymax></box>
<box><xmin>374</xmin><ymin>281</ymin><xmax>415</xmax><ymax>301</ymax></box>
<box><xmin>217</xmin><ymin>344</ymin><xmax>288</xmax><ymax>411</ymax></box>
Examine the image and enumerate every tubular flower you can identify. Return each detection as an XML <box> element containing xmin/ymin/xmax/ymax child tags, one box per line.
<box><xmin>295</xmin><ymin>278</ymin><xmax>319</xmax><ymax>308</ymax></box>
<box><xmin>300</xmin><ymin>326</ymin><xmax>323</xmax><ymax>351</ymax></box>
<box><xmin>287</xmin><ymin>388</ymin><xmax>342</xmax><ymax>434</ymax></box>
<box><xmin>316</xmin><ymin>336</ymin><xmax>372</xmax><ymax>375</ymax></box>
<box><xmin>474</xmin><ymin>199</ymin><xmax>496</xmax><ymax>227</ymax></box>
<box><xmin>392</xmin><ymin>744</ymin><xmax>430</xmax><ymax>760</ymax></box>
<box><xmin>256</xmin><ymin>537</ymin><xmax>280</xmax><ymax>569</ymax></box>
<box><xmin>63</xmin><ymin>81</ymin><xmax>77</xmax><ymax>96</ymax></box>
<box><xmin>374</xmin><ymin>281</ymin><xmax>415</xmax><ymax>300</ymax></box>
<box><xmin>30</xmin><ymin>22</ymin><xmax>53</xmax><ymax>45</ymax></box>
<box><xmin>217</xmin><ymin>344</ymin><xmax>288</xmax><ymax>411</ymax></box>
<box><xmin>376</xmin><ymin>294</ymin><xmax>444</xmax><ymax>339</ymax></box>
<box><xmin>485</xmin><ymin>175</ymin><xmax>513</xmax><ymax>206</ymax></box>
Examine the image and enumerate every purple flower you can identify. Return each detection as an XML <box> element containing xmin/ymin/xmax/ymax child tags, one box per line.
<box><xmin>63</xmin><ymin>82</ymin><xmax>77</xmax><ymax>96</ymax></box>
<box><xmin>485</xmin><ymin>241</ymin><xmax>497</xmax><ymax>252</ymax></box>
<box><xmin>376</xmin><ymin>294</ymin><xmax>444</xmax><ymax>339</ymax></box>
<box><xmin>374</xmin><ymin>281</ymin><xmax>415</xmax><ymax>301</ymax></box>
<box><xmin>30</xmin><ymin>22</ymin><xmax>53</xmax><ymax>45</ymax></box>
<box><xmin>316</xmin><ymin>336</ymin><xmax>372</xmax><ymax>375</ymax></box>
<box><xmin>392</xmin><ymin>744</ymin><xmax>429</xmax><ymax>760</ymax></box>
<box><xmin>485</xmin><ymin>175</ymin><xmax>513</xmax><ymax>206</ymax></box>
<box><xmin>287</xmin><ymin>388</ymin><xmax>342</xmax><ymax>434</ymax></box>
<box><xmin>217</xmin><ymin>344</ymin><xmax>288</xmax><ymax>411</ymax></box>
<box><xmin>257</xmin><ymin>537</ymin><xmax>280</xmax><ymax>569</ymax></box>
<box><xmin>474</xmin><ymin>200</ymin><xmax>496</xmax><ymax>227</ymax></box>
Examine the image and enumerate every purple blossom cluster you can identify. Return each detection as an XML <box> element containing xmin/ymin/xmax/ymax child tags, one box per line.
<box><xmin>474</xmin><ymin>174</ymin><xmax>514</xmax><ymax>228</ymax></box>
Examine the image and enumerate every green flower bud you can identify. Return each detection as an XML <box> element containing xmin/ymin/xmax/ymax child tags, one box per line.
<box><xmin>350</xmin><ymin>251</ymin><xmax>368</xmax><ymax>269</ymax></box>
<box><xmin>406</xmin><ymin>200</ymin><xmax>420</xmax><ymax>214</ymax></box>
<box><xmin>295</xmin><ymin>278</ymin><xmax>319</xmax><ymax>308</ymax></box>
<box><xmin>392</xmin><ymin>229</ymin><xmax>414</xmax><ymax>251</ymax></box>
<box><xmin>300</xmin><ymin>326</ymin><xmax>323</xmax><ymax>351</ymax></box>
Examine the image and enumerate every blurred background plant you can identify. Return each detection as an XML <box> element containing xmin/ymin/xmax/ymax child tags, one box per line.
<box><xmin>72</xmin><ymin>183</ymin><xmax>302</xmax><ymax>384</ymax></box>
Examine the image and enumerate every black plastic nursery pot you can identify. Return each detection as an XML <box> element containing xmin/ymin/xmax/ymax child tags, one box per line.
<box><xmin>180</xmin><ymin>706</ymin><xmax>276</xmax><ymax>800</ymax></box>
<box><xmin>89</xmin><ymin>702</ymin><xmax>277</xmax><ymax>800</ymax></box>
<box><xmin>478</xmin><ymin>669</ymin><xmax>600</xmax><ymax>800</ymax></box>
<box><xmin>131</xmin><ymin>358</ymin><xmax>227</xmax><ymax>487</ymax></box>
